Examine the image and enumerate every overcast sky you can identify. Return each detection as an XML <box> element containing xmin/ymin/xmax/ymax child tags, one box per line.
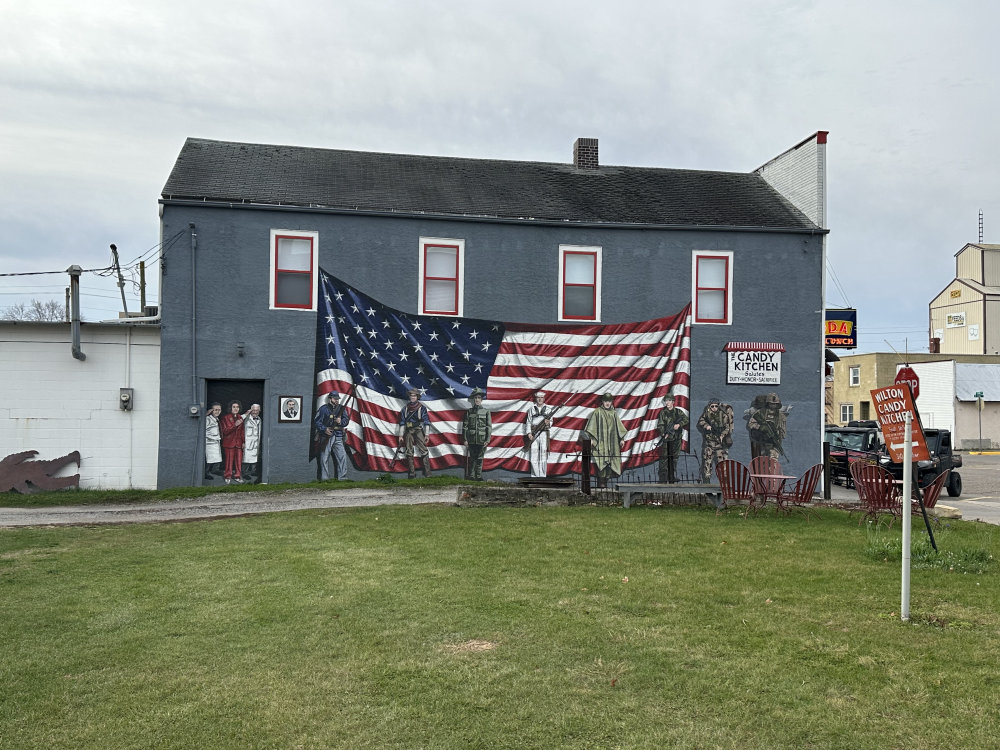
<box><xmin>2</xmin><ymin>0</ymin><xmax>997</xmax><ymax>353</ymax></box>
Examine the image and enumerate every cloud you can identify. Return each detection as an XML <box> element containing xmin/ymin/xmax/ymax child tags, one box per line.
<box><xmin>1</xmin><ymin>0</ymin><xmax>998</xmax><ymax>347</ymax></box>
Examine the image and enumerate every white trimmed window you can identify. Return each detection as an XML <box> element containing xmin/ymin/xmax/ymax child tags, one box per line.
<box><xmin>269</xmin><ymin>230</ymin><xmax>319</xmax><ymax>310</ymax></box>
<box><xmin>840</xmin><ymin>403</ymin><xmax>854</xmax><ymax>423</ymax></box>
<box><xmin>849</xmin><ymin>366</ymin><xmax>860</xmax><ymax>386</ymax></box>
<box><xmin>559</xmin><ymin>245</ymin><xmax>601</xmax><ymax>322</ymax></box>
<box><xmin>419</xmin><ymin>238</ymin><xmax>464</xmax><ymax>316</ymax></box>
<box><xmin>692</xmin><ymin>251</ymin><xmax>733</xmax><ymax>325</ymax></box>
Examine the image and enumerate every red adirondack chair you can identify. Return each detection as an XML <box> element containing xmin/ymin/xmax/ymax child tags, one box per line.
<box><xmin>749</xmin><ymin>455</ymin><xmax>783</xmax><ymax>507</ymax></box>
<box><xmin>776</xmin><ymin>463</ymin><xmax>823</xmax><ymax>518</ymax></box>
<box><xmin>850</xmin><ymin>462</ymin><xmax>902</xmax><ymax>527</ymax></box>
<box><xmin>715</xmin><ymin>459</ymin><xmax>755</xmax><ymax>516</ymax></box>
<box><xmin>912</xmin><ymin>469</ymin><xmax>950</xmax><ymax>527</ymax></box>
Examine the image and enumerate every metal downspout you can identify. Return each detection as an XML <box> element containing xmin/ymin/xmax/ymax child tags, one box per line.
<box><xmin>190</xmin><ymin>224</ymin><xmax>200</xmax><ymax>487</ymax></box>
<box><xmin>67</xmin><ymin>265</ymin><xmax>86</xmax><ymax>361</ymax></box>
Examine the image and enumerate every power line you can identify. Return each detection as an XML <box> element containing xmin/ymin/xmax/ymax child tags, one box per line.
<box><xmin>0</xmin><ymin>266</ymin><xmax>113</xmax><ymax>277</ymax></box>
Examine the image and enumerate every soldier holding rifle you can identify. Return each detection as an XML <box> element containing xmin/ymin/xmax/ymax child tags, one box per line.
<box><xmin>656</xmin><ymin>393</ymin><xmax>688</xmax><ymax>483</ymax></box>
<box><xmin>314</xmin><ymin>392</ymin><xmax>351</xmax><ymax>480</ymax></box>
<box><xmin>462</xmin><ymin>388</ymin><xmax>492</xmax><ymax>481</ymax></box>
<box><xmin>524</xmin><ymin>391</ymin><xmax>554</xmax><ymax>477</ymax></box>
<box><xmin>747</xmin><ymin>392</ymin><xmax>787</xmax><ymax>460</ymax></box>
<box><xmin>398</xmin><ymin>389</ymin><xmax>431</xmax><ymax>478</ymax></box>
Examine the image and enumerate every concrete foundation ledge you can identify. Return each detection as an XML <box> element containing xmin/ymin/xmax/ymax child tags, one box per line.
<box><xmin>934</xmin><ymin>504</ymin><xmax>962</xmax><ymax>520</ymax></box>
<box><xmin>455</xmin><ymin>485</ymin><xmax>612</xmax><ymax>507</ymax></box>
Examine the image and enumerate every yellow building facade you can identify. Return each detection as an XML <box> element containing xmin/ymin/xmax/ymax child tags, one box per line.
<box><xmin>829</xmin><ymin>352</ymin><xmax>1000</xmax><ymax>426</ymax></box>
<box><xmin>928</xmin><ymin>244</ymin><xmax>1000</xmax><ymax>355</ymax></box>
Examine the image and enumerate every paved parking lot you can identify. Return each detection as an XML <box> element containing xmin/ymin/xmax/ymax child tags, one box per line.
<box><xmin>944</xmin><ymin>451</ymin><xmax>1000</xmax><ymax>524</ymax></box>
<box><xmin>827</xmin><ymin>451</ymin><xmax>1000</xmax><ymax>525</ymax></box>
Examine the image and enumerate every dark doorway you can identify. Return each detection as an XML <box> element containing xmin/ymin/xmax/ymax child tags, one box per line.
<box><xmin>205</xmin><ymin>380</ymin><xmax>265</xmax><ymax>486</ymax></box>
<box><xmin>860</xmin><ymin>401</ymin><xmax>870</xmax><ymax>421</ymax></box>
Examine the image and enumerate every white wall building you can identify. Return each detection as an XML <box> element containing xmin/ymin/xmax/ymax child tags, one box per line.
<box><xmin>0</xmin><ymin>322</ymin><xmax>160</xmax><ymax>489</ymax></box>
<box><xmin>907</xmin><ymin>360</ymin><xmax>1000</xmax><ymax>449</ymax></box>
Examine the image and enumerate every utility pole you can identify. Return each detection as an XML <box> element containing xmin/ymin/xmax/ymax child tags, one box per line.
<box><xmin>139</xmin><ymin>261</ymin><xmax>146</xmax><ymax>312</ymax></box>
<box><xmin>111</xmin><ymin>243</ymin><xmax>128</xmax><ymax>316</ymax></box>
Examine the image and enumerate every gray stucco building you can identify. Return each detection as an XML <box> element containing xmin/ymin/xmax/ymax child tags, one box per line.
<box><xmin>157</xmin><ymin>133</ymin><xmax>829</xmax><ymax>488</ymax></box>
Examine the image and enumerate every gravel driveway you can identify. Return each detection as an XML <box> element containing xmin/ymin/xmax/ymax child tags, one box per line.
<box><xmin>0</xmin><ymin>487</ymin><xmax>460</xmax><ymax>528</ymax></box>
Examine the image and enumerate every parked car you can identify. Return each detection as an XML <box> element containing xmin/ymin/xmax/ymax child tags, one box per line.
<box><xmin>825</xmin><ymin>421</ymin><xmax>885</xmax><ymax>486</ymax></box>
<box><xmin>878</xmin><ymin>428</ymin><xmax>963</xmax><ymax>497</ymax></box>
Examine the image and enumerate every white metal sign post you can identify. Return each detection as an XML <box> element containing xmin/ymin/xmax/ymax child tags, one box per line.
<box><xmin>901</xmin><ymin>413</ymin><xmax>912</xmax><ymax>622</ymax></box>
<box><xmin>871</xmin><ymin>384</ymin><xmax>927</xmax><ymax>623</ymax></box>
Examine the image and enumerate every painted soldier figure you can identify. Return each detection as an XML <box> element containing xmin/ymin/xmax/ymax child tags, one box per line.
<box><xmin>524</xmin><ymin>391</ymin><xmax>553</xmax><ymax>477</ymax></box>
<box><xmin>697</xmin><ymin>398</ymin><xmax>734</xmax><ymax>483</ymax></box>
<box><xmin>657</xmin><ymin>394</ymin><xmax>689</xmax><ymax>483</ymax></box>
<box><xmin>314</xmin><ymin>392</ymin><xmax>351</xmax><ymax>480</ymax></box>
<box><xmin>584</xmin><ymin>393</ymin><xmax>627</xmax><ymax>489</ymax></box>
<box><xmin>398</xmin><ymin>389</ymin><xmax>431</xmax><ymax>478</ymax></box>
<box><xmin>462</xmin><ymin>387</ymin><xmax>492</xmax><ymax>481</ymax></box>
<box><xmin>747</xmin><ymin>392</ymin><xmax>788</xmax><ymax>460</ymax></box>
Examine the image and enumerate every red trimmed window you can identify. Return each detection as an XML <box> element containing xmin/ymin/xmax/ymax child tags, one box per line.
<box><xmin>273</xmin><ymin>234</ymin><xmax>314</xmax><ymax>309</ymax></box>
<box><xmin>694</xmin><ymin>253</ymin><xmax>731</xmax><ymax>324</ymax></box>
<box><xmin>422</xmin><ymin>243</ymin><xmax>460</xmax><ymax>315</ymax></box>
<box><xmin>561</xmin><ymin>249</ymin><xmax>598</xmax><ymax>320</ymax></box>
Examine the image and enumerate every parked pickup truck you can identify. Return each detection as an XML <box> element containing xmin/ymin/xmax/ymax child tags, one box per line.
<box><xmin>878</xmin><ymin>428</ymin><xmax>963</xmax><ymax>497</ymax></box>
<box><xmin>825</xmin><ymin>421</ymin><xmax>885</xmax><ymax>486</ymax></box>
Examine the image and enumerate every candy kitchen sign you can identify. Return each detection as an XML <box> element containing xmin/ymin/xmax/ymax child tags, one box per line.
<box><xmin>724</xmin><ymin>342</ymin><xmax>784</xmax><ymax>385</ymax></box>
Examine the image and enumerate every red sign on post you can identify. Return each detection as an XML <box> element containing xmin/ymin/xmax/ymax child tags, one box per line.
<box><xmin>871</xmin><ymin>385</ymin><xmax>929</xmax><ymax>463</ymax></box>
<box><xmin>894</xmin><ymin>366</ymin><xmax>920</xmax><ymax>400</ymax></box>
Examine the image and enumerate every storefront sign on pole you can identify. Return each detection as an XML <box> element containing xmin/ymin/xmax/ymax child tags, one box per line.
<box><xmin>870</xmin><ymin>385</ymin><xmax>929</xmax><ymax>463</ymax></box>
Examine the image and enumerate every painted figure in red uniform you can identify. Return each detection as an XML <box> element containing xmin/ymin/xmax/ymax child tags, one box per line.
<box><xmin>219</xmin><ymin>400</ymin><xmax>247</xmax><ymax>483</ymax></box>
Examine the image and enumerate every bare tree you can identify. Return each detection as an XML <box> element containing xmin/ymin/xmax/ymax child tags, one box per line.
<box><xmin>1</xmin><ymin>299</ymin><xmax>66</xmax><ymax>322</ymax></box>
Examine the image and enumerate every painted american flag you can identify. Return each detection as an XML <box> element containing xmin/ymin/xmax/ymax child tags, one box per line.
<box><xmin>313</xmin><ymin>271</ymin><xmax>691</xmax><ymax>475</ymax></box>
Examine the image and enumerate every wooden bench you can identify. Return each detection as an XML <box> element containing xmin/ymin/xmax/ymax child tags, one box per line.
<box><xmin>617</xmin><ymin>482</ymin><xmax>723</xmax><ymax>509</ymax></box>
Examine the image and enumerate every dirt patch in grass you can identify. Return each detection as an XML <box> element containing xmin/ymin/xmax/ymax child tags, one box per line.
<box><xmin>439</xmin><ymin>639</ymin><xmax>498</xmax><ymax>654</ymax></box>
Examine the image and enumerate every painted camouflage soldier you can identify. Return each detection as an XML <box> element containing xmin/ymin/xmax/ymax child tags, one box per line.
<box><xmin>462</xmin><ymin>387</ymin><xmax>492</xmax><ymax>480</ymax></box>
<box><xmin>697</xmin><ymin>398</ymin><xmax>734</xmax><ymax>482</ymax></box>
<box><xmin>747</xmin><ymin>392</ymin><xmax>788</xmax><ymax>460</ymax></box>
<box><xmin>656</xmin><ymin>394</ymin><xmax>689</xmax><ymax>483</ymax></box>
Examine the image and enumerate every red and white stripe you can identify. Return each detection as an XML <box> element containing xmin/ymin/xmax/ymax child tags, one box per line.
<box><xmin>315</xmin><ymin>305</ymin><xmax>691</xmax><ymax>475</ymax></box>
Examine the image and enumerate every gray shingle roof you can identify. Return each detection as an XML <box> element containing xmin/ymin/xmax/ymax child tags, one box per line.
<box><xmin>162</xmin><ymin>138</ymin><xmax>819</xmax><ymax>230</ymax></box>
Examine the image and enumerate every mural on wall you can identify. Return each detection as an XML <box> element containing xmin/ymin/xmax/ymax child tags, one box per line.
<box><xmin>0</xmin><ymin>450</ymin><xmax>81</xmax><ymax>493</ymax></box>
<box><xmin>524</xmin><ymin>391</ymin><xmax>555</xmax><ymax>478</ymax></box>
<box><xmin>584</xmin><ymin>393</ymin><xmax>628</xmax><ymax>488</ymax></box>
<box><xmin>656</xmin><ymin>392</ymin><xmax>689</xmax><ymax>483</ymax></box>
<box><xmin>204</xmin><ymin>402</ymin><xmax>222</xmax><ymax>481</ymax></box>
<box><xmin>243</xmin><ymin>403</ymin><xmax>263</xmax><ymax>483</ymax></box>
<box><xmin>204</xmin><ymin>381</ymin><xmax>265</xmax><ymax>486</ymax></box>
<box><xmin>312</xmin><ymin>271</ymin><xmax>691</xmax><ymax>478</ymax></box>
<box><xmin>279</xmin><ymin>396</ymin><xmax>302</xmax><ymax>422</ymax></box>
<box><xmin>744</xmin><ymin>392</ymin><xmax>791</xmax><ymax>460</ymax></box>
<box><xmin>696</xmin><ymin>399</ymin><xmax>735</xmax><ymax>482</ymax></box>
<box><xmin>462</xmin><ymin>387</ymin><xmax>491</xmax><ymax>480</ymax></box>
<box><xmin>312</xmin><ymin>391</ymin><xmax>351</xmax><ymax>480</ymax></box>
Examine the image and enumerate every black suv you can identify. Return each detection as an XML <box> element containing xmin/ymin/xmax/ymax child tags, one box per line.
<box><xmin>825</xmin><ymin>421</ymin><xmax>885</xmax><ymax>486</ymax></box>
<box><xmin>878</xmin><ymin>428</ymin><xmax>963</xmax><ymax>497</ymax></box>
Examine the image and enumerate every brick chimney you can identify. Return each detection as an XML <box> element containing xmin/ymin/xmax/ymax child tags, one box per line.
<box><xmin>573</xmin><ymin>137</ymin><xmax>599</xmax><ymax>169</ymax></box>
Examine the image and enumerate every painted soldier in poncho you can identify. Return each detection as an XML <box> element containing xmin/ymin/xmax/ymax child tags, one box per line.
<box><xmin>584</xmin><ymin>393</ymin><xmax>627</xmax><ymax>488</ymax></box>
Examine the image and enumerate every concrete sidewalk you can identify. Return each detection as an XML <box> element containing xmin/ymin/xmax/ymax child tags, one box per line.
<box><xmin>822</xmin><ymin>480</ymin><xmax>1000</xmax><ymax>526</ymax></box>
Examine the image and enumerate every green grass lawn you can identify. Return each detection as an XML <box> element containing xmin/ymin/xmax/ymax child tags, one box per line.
<box><xmin>2</xmin><ymin>504</ymin><xmax>998</xmax><ymax>749</ymax></box>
